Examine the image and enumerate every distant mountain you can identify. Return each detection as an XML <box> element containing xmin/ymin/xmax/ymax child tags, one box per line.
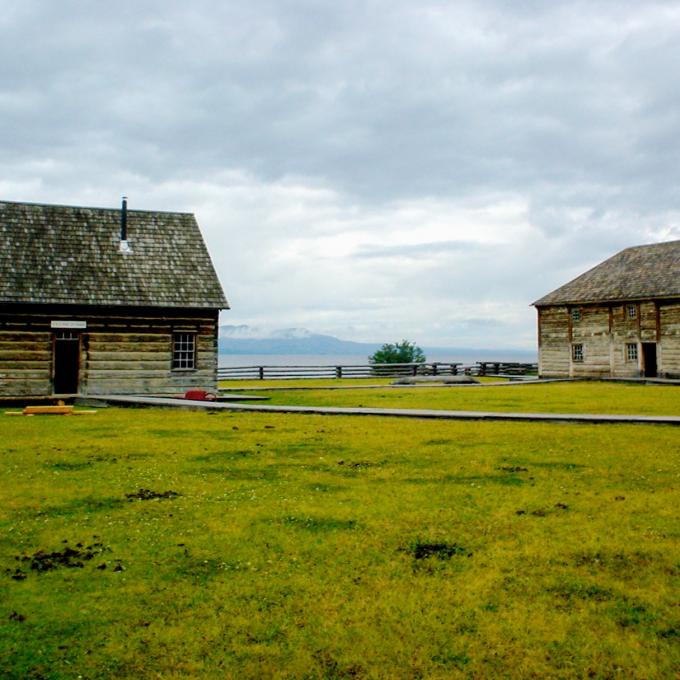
<box><xmin>218</xmin><ymin>325</ymin><xmax>536</xmax><ymax>361</ymax></box>
<box><xmin>218</xmin><ymin>325</ymin><xmax>380</xmax><ymax>355</ymax></box>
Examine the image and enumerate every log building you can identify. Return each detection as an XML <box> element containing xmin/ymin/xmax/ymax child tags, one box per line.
<box><xmin>533</xmin><ymin>240</ymin><xmax>680</xmax><ymax>379</ymax></box>
<box><xmin>0</xmin><ymin>199</ymin><xmax>228</xmax><ymax>397</ymax></box>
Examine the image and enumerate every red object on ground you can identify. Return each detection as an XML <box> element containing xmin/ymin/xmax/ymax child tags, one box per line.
<box><xmin>184</xmin><ymin>389</ymin><xmax>217</xmax><ymax>401</ymax></box>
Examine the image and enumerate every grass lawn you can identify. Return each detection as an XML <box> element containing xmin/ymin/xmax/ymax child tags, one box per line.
<box><xmin>1</xmin><ymin>406</ymin><xmax>679</xmax><ymax>678</ymax></box>
<box><xmin>220</xmin><ymin>378</ymin><xmax>397</xmax><ymax>389</ymax></box>
<box><xmin>232</xmin><ymin>380</ymin><xmax>680</xmax><ymax>416</ymax></box>
<box><xmin>219</xmin><ymin>377</ymin><xmax>508</xmax><ymax>390</ymax></box>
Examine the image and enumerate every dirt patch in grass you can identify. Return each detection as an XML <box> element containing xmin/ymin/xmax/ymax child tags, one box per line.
<box><xmin>406</xmin><ymin>540</ymin><xmax>471</xmax><ymax>560</ymax></box>
<box><xmin>516</xmin><ymin>503</ymin><xmax>570</xmax><ymax>517</ymax></box>
<box><xmin>125</xmin><ymin>489</ymin><xmax>180</xmax><ymax>501</ymax></box>
<box><xmin>8</xmin><ymin>540</ymin><xmax>111</xmax><ymax>579</ymax></box>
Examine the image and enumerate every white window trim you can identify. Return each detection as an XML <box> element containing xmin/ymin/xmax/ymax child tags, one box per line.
<box><xmin>172</xmin><ymin>332</ymin><xmax>197</xmax><ymax>370</ymax></box>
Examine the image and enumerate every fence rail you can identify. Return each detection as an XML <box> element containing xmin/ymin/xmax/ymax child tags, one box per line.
<box><xmin>218</xmin><ymin>361</ymin><xmax>538</xmax><ymax>381</ymax></box>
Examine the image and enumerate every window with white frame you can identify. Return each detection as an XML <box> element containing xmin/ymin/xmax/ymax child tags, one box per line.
<box><xmin>627</xmin><ymin>304</ymin><xmax>637</xmax><ymax>319</ymax></box>
<box><xmin>572</xmin><ymin>343</ymin><xmax>584</xmax><ymax>362</ymax></box>
<box><xmin>626</xmin><ymin>343</ymin><xmax>638</xmax><ymax>362</ymax></box>
<box><xmin>172</xmin><ymin>332</ymin><xmax>196</xmax><ymax>370</ymax></box>
<box><xmin>571</xmin><ymin>308</ymin><xmax>581</xmax><ymax>322</ymax></box>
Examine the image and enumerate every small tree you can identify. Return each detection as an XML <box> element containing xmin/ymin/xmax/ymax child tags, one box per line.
<box><xmin>369</xmin><ymin>340</ymin><xmax>426</xmax><ymax>364</ymax></box>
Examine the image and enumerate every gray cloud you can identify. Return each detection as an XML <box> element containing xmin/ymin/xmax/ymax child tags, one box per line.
<box><xmin>354</xmin><ymin>241</ymin><xmax>481</xmax><ymax>259</ymax></box>
<box><xmin>2</xmin><ymin>1</ymin><xmax>680</xmax><ymax>348</ymax></box>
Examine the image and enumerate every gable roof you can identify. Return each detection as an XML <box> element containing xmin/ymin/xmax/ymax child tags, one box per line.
<box><xmin>533</xmin><ymin>240</ymin><xmax>680</xmax><ymax>307</ymax></box>
<box><xmin>0</xmin><ymin>200</ymin><xmax>228</xmax><ymax>309</ymax></box>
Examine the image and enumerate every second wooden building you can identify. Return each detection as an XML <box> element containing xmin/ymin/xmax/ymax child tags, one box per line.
<box><xmin>534</xmin><ymin>240</ymin><xmax>680</xmax><ymax>379</ymax></box>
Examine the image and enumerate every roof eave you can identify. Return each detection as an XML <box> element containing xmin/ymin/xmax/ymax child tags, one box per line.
<box><xmin>533</xmin><ymin>293</ymin><xmax>680</xmax><ymax>308</ymax></box>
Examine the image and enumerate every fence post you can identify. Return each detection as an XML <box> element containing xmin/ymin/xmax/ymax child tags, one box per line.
<box><xmin>432</xmin><ymin>362</ymin><xmax>438</xmax><ymax>376</ymax></box>
<box><xmin>259</xmin><ymin>366</ymin><xmax>264</xmax><ymax>380</ymax></box>
<box><xmin>336</xmin><ymin>366</ymin><xmax>342</xmax><ymax>379</ymax></box>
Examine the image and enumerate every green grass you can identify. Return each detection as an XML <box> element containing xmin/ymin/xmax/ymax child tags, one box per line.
<box><xmin>235</xmin><ymin>380</ymin><xmax>680</xmax><ymax>415</ymax></box>
<box><xmin>220</xmin><ymin>378</ymin><xmax>396</xmax><ymax>389</ymax></box>
<box><xmin>1</xmin><ymin>406</ymin><xmax>679</xmax><ymax>678</ymax></box>
<box><xmin>219</xmin><ymin>376</ymin><xmax>508</xmax><ymax>389</ymax></box>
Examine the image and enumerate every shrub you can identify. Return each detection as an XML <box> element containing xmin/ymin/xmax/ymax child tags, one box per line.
<box><xmin>369</xmin><ymin>340</ymin><xmax>426</xmax><ymax>364</ymax></box>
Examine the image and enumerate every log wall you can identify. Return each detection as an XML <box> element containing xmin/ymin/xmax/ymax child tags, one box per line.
<box><xmin>537</xmin><ymin>306</ymin><xmax>570</xmax><ymax>377</ymax></box>
<box><xmin>537</xmin><ymin>298</ymin><xmax>680</xmax><ymax>378</ymax></box>
<box><xmin>659</xmin><ymin>303</ymin><xmax>680</xmax><ymax>378</ymax></box>
<box><xmin>609</xmin><ymin>303</ymin><xmax>643</xmax><ymax>378</ymax></box>
<box><xmin>0</xmin><ymin>304</ymin><xmax>220</xmax><ymax>397</ymax></box>
<box><xmin>570</xmin><ymin>305</ymin><xmax>610</xmax><ymax>378</ymax></box>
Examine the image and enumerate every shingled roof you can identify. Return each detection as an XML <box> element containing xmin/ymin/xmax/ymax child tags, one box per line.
<box><xmin>0</xmin><ymin>200</ymin><xmax>228</xmax><ymax>308</ymax></box>
<box><xmin>533</xmin><ymin>240</ymin><xmax>680</xmax><ymax>307</ymax></box>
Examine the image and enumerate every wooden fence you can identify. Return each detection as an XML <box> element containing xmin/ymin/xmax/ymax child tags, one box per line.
<box><xmin>217</xmin><ymin>361</ymin><xmax>537</xmax><ymax>381</ymax></box>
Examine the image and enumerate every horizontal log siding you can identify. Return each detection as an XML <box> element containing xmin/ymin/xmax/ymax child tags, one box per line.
<box><xmin>84</xmin><ymin>325</ymin><xmax>217</xmax><ymax>396</ymax></box>
<box><xmin>0</xmin><ymin>330</ymin><xmax>52</xmax><ymax>396</ymax></box>
<box><xmin>610</xmin><ymin>303</ymin><xmax>642</xmax><ymax>378</ymax></box>
<box><xmin>639</xmin><ymin>301</ymin><xmax>657</xmax><ymax>342</ymax></box>
<box><xmin>659</xmin><ymin>303</ymin><xmax>680</xmax><ymax>378</ymax></box>
<box><xmin>537</xmin><ymin>299</ymin><xmax>680</xmax><ymax>378</ymax></box>
<box><xmin>538</xmin><ymin>307</ymin><xmax>570</xmax><ymax>377</ymax></box>
<box><xmin>0</xmin><ymin>306</ymin><xmax>219</xmax><ymax>397</ymax></box>
<box><xmin>571</xmin><ymin>305</ymin><xmax>610</xmax><ymax>377</ymax></box>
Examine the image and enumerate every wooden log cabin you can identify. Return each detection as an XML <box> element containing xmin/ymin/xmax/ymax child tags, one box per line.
<box><xmin>533</xmin><ymin>240</ymin><xmax>680</xmax><ymax>379</ymax></box>
<box><xmin>0</xmin><ymin>199</ymin><xmax>228</xmax><ymax>397</ymax></box>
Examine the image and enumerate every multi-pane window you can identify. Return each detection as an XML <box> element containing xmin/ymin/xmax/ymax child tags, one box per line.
<box><xmin>626</xmin><ymin>343</ymin><xmax>638</xmax><ymax>362</ymax></box>
<box><xmin>172</xmin><ymin>332</ymin><xmax>196</xmax><ymax>369</ymax></box>
<box><xmin>572</xmin><ymin>343</ymin><xmax>584</xmax><ymax>362</ymax></box>
<box><xmin>627</xmin><ymin>304</ymin><xmax>637</xmax><ymax>319</ymax></box>
<box><xmin>571</xmin><ymin>308</ymin><xmax>581</xmax><ymax>322</ymax></box>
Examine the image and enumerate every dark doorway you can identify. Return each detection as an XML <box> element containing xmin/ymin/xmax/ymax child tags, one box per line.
<box><xmin>53</xmin><ymin>332</ymin><xmax>80</xmax><ymax>393</ymax></box>
<box><xmin>642</xmin><ymin>342</ymin><xmax>657</xmax><ymax>378</ymax></box>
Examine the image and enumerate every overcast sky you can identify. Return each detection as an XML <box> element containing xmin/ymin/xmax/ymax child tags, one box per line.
<box><xmin>3</xmin><ymin>0</ymin><xmax>680</xmax><ymax>349</ymax></box>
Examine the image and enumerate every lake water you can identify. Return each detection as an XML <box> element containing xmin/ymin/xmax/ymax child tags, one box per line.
<box><xmin>219</xmin><ymin>351</ymin><xmax>536</xmax><ymax>367</ymax></box>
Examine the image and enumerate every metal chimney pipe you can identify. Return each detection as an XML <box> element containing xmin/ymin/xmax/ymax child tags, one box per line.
<box><xmin>120</xmin><ymin>196</ymin><xmax>128</xmax><ymax>241</ymax></box>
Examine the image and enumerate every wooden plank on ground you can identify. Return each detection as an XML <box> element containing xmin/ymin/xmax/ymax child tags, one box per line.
<box><xmin>23</xmin><ymin>405</ymin><xmax>74</xmax><ymax>415</ymax></box>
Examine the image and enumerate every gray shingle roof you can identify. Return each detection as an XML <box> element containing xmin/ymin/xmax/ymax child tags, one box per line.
<box><xmin>533</xmin><ymin>240</ymin><xmax>680</xmax><ymax>306</ymax></box>
<box><xmin>0</xmin><ymin>200</ymin><xmax>228</xmax><ymax>308</ymax></box>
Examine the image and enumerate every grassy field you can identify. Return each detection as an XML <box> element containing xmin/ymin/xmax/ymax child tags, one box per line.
<box><xmin>220</xmin><ymin>378</ymin><xmax>397</xmax><ymax>389</ymax></box>
<box><xmin>1</xmin><ymin>403</ymin><xmax>679</xmax><ymax>678</ymax></box>
<box><xmin>219</xmin><ymin>377</ymin><xmax>508</xmax><ymax>389</ymax></box>
<box><xmin>229</xmin><ymin>380</ymin><xmax>680</xmax><ymax>415</ymax></box>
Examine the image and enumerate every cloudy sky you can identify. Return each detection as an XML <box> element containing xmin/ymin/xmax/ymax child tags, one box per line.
<box><xmin>3</xmin><ymin>1</ymin><xmax>680</xmax><ymax>349</ymax></box>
